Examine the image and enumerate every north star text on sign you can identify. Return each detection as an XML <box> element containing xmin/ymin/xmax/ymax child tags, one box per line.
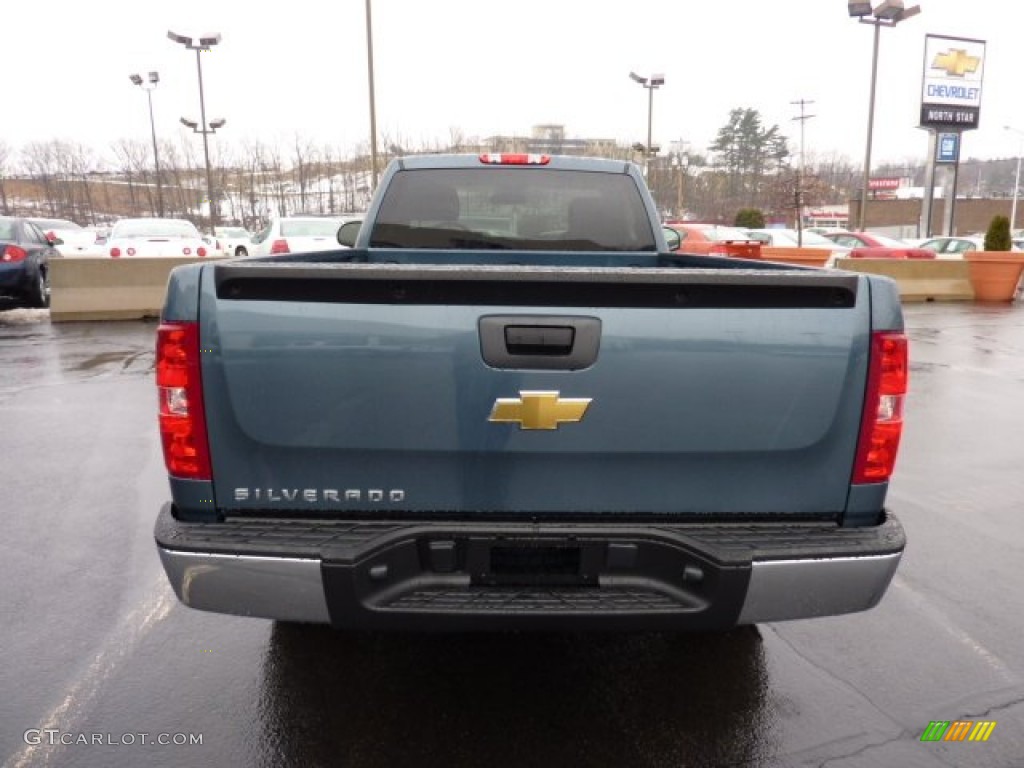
<box><xmin>926</xmin><ymin>85</ymin><xmax>980</xmax><ymax>100</ymax></box>
<box><xmin>923</xmin><ymin>109</ymin><xmax>976</xmax><ymax>124</ymax></box>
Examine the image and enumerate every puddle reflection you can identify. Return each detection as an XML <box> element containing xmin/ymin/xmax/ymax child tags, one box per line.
<box><xmin>259</xmin><ymin>624</ymin><xmax>775</xmax><ymax>767</ymax></box>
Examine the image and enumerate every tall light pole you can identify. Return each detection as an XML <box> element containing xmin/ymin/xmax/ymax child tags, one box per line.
<box><xmin>847</xmin><ymin>0</ymin><xmax>921</xmax><ymax>231</ymax></box>
<box><xmin>629</xmin><ymin>72</ymin><xmax>665</xmax><ymax>181</ymax></box>
<box><xmin>130</xmin><ymin>71</ymin><xmax>164</xmax><ymax>217</ymax></box>
<box><xmin>1005</xmin><ymin>125</ymin><xmax>1024</xmax><ymax>231</ymax></box>
<box><xmin>168</xmin><ymin>30</ymin><xmax>224</xmax><ymax>231</ymax></box>
<box><xmin>365</xmin><ymin>0</ymin><xmax>380</xmax><ymax>192</ymax></box>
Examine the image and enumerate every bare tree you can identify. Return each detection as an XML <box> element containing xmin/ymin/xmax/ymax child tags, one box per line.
<box><xmin>111</xmin><ymin>139</ymin><xmax>154</xmax><ymax>216</ymax></box>
<box><xmin>264</xmin><ymin>144</ymin><xmax>288</xmax><ymax>218</ymax></box>
<box><xmin>159</xmin><ymin>140</ymin><xmax>186</xmax><ymax>218</ymax></box>
<box><xmin>239</xmin><ymin>139</ymin><xmax>271</xmax><ymax>228</ymax></box>
<box><xmin>175</xmin><ymin>134</ymin><xmax>204</xmax><ymax>225</ymax></box>
<box><xmin>209</xmin><ymin>140</ymin><xmax>234</xmax><ymax>227</ymax></box>
<box><xmin>0</xmin><ymin>141</ymin><xmax>12</xmax><ymax>215</ymax></box>
<box><xmin>22</xmin><ymin>141</ymin><xmax>60</xmax><ymax>216</ymax></box>
<box><xmin>291</xmin><ymin>135</ymin><xmax>317</xmax><ymax>214</ymax></box>
<box><xmin>47</xmin><ymin>141</ymin><xmax>101</xmax><ymax>223</ymax></box>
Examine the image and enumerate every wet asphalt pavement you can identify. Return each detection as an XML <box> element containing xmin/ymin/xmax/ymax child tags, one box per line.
<box><xmin>0</xmin><ymin>302</ymin><xmax>1022</xmax><ymax>767</ymax></box>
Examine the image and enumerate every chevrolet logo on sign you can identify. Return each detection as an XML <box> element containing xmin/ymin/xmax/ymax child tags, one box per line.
<box><xmin>489</xmin><ymin>391</ymin><xmax>592</xmax><ymax>430</ymax></box>
<box><xmin>931</xmin><ymin>49</ymin><xmax>980</xmax><ymax>77</ymax></box>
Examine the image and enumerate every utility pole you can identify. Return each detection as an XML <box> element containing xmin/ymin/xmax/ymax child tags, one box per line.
<box><xmin>671</xmin><ymin>138</ymin><xmax>690</xmax><ymax>218</ymax></box>
<box><xmin>791</xmin><ymin>98</ymin><xmax>816</xmax><ymax>245</ymax></box>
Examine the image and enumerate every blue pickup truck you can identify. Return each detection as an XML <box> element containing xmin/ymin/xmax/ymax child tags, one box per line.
<box><xmin>154</xmin><ymin>153</ymin><xmax>908</xmax><ymax>631</ymax></box>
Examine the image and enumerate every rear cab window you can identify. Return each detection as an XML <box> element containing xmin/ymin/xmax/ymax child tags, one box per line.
<box><xmin>369</xmin><ymin>168</ymin><xmax>657</xmax><ymax>251</ymax></box>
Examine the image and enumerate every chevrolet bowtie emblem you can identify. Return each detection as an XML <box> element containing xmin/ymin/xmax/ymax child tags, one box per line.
<box><xmin>931</xmin><ymin>49</ymin><xmax>980</xmax><ymax>78</ymax></box>
<box><xmin>488</xmin><ymin>391</ymin><xmax>592</xmax><ymax>430</ymax></box>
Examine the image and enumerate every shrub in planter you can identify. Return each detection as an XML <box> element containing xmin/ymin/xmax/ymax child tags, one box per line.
<box><xmin>967</xmin><ymin>215</ymin><xmax>1024</xmax><ymax>301</ymax></box>
<box><xmin>984</xmin><ymin>215</ymin><xmax>1012</xmax><ymax>252</ymax></box>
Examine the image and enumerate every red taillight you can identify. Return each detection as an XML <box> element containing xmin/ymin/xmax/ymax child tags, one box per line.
<box><xmin>197</xmin><ymin>246</ymin><xmax>207</xmax><ymax>257</ymax></box>
<box><xmin>852</xmin><ymin>332</ymin><xmax>908</xmax><ymax>483</ymax></box>
<box><xmin>156</xmin><ymin>322</ymin><xmax>211</xmax><ymax>480</ymax></box>
<box><xmin>478</xmin><ymin>153</ymin><xmax>550</xmax><ymax>165</ymax></box>
<box><xmin>270</xmin><ymin>239</ymin><xmax>290</xmax><ymax>254</ymax></box>
<box><xmin>109</xmin><ymin>247</ymin><xmax>121</xmax><ymax>258</ymax></box>
<box><xmin>2</xmin><ymin>245</ymin><xmax>27</xmax><ymax>263</ymax></box>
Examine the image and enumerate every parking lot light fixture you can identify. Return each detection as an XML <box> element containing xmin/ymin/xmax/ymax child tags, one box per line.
<box><xmin>168</xmin><ymin>29</ymin><xmax>223</xmax><ymax>230</ymax></box>
<box><xmin>130</xmin><ymin>70</ymin><xmax>165</xmax><ymax>216</ymax></box>
<box><xmin>629</xmin><ymin>71</ymin><xmax>665</xmax><ymax>180</ymax></box>
<box><xmin>849</xmin><ymin>1</ymin><xmax>922</xmax><ymax>231</ymax></box>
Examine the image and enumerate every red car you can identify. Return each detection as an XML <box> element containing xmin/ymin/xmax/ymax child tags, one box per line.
<box><xmin>663</xmin><ymin>222</ymin><xmax>762</xmax><ymax>258</ymax></box>
<box><xmin>822</xmin><ymin>231</ymin><xmax>935</xmax><ymax>259</ymax></box>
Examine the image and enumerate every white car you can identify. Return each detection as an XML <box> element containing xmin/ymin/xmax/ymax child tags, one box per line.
<box><xmin>249</xmin><ymin>215</ymin><xmax>360</xmax><ymax>256</ymax></box>
<box><xmin>106</xmin><ymin>218</ymin><xmax>212</xmax><ymax>258</ymax></box>
<box><xmin>28</xmin><ymin>218</ymin><xmax>104</xmax><ymax>257</ymax></box>
<box><xmin>743</xmin><ymin>228</ymin><xmax>852</xmax><ymax>266</ymax></box>
<box><xmin>213</xmin><ymin>226</ymin><xmax>253</xmax><ymax>258</ymax></box>
<box><xmin>917</xmin><ymin>235</ymin><xmax>1024</xmax><ymax>258</ymax></box>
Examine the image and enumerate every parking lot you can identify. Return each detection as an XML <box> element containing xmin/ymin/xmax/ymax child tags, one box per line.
<box><xmin>1</xmin><ymin>302</ymin><xmax>1022</xmax><ymax>768</ymax></box>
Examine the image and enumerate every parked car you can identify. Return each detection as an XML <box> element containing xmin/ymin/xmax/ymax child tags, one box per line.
<box><xmin>213</xmin><ymin>226</ymin><xmax>253</xmax><ymax>258</ymax></box>
<box><xmin>250</xmin><ymin>215</ymin><xmax>359</xmax><ymax>256</ymax></box>
<box><xmin>663</xmin><ymin>222</ymin><xmax>762</xmax><ymax>258</ymax></box>
<box><xmin>917</xmin><ymin>235</ymin><xmax>1024</xmax><ymax>257</ymax></box>
<box><xmin>821</xmin><ymin>231</ymin><xmax>935</xmax><ymax>260</ymax></box>
<box><xmin>0</xmin><ymin>216</ymin><xmax>58</xmax><ymax>308</ymax></box>
<box><xmin>27</xmin><ymin>217</ymin><xmax>104</xmax><ymax>257</ymax></box>
<box><xmin>105</xmin><ymin>218</ymin><xmax>211</xmax><ymax>258</ymax></box>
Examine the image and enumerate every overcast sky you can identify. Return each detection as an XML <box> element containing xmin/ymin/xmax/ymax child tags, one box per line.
<box><xmin>8</xmin><ymin>0</ymin><xmax>1022</xmax><ymax>168</ymax></box>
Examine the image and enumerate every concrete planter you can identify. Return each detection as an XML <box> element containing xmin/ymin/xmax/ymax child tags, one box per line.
<box><xmin>759</xmin><ymin>246</ymin><xmax>831</xmax><ymax>268</ymax></box>
<box><xmin>832</xmin><ymin>258</ymin><xmax>973</xmax><ymax>303</ymax></box>
<box><xmin>963</xmin><ymin>251</ymin><xmax>1024</xmax><ymax>302</ymax></box>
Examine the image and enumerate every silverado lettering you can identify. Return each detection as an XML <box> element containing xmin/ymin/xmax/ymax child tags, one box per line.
<box><xmin>233</xmin><ymin>488</ymin><xmax>406</xmax><ymax>503</ymax></box>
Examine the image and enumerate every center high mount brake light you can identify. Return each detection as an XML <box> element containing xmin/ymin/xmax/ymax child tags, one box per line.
<box><xmin>478</xmin><ymin>153</ymin><xmax>550</xmax><ymax>166</ymax></box>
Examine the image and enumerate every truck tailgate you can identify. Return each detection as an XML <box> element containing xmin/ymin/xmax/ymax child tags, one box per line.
<box><xmin>199</xmin><ymin>262</ymin><xmax>869</xmax><ymax>518</ymax></box>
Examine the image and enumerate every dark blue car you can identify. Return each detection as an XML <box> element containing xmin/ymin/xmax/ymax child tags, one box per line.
<box><xmin>0</xmin><ymin>216</ymin><xmax>57</xmax><ymax>309</ymax></box>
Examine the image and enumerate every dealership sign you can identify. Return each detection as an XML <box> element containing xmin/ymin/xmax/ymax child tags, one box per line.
<box><xmin>868</xmin><ymin>178</ymin><xmax>901</xmax><ymax>191</ymax></box>
<box><xmin>919</xmin><ymin>34</ymin><xmax>985</xmax><ymax>129</ymax></box>
<box><xmin>936</xmin><ymin>132</ymin><xmax>960</xmax><ymax>164</ymax></box>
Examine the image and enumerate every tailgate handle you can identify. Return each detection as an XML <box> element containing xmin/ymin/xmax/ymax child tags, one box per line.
<box><xmin>504</xmin><ymin>325</ymin><xmax>574</xmax><ymax>355</ymax></box>
<box><xmin>479</xmin><ymin>316</ymin><xmax>601</xmax><ymax>370</ymax></box>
